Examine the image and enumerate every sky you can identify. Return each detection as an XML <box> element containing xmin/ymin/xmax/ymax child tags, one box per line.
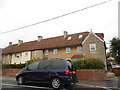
<box><xmin>0</xmin><ymin>0</ymin><xmax>119</xmax><ymax>51</ymax></box>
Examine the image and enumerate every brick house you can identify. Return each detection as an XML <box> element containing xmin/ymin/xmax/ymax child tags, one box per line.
<box><xmin>2</xmin><ymin>31</ymin><xmax>107</xmax><ymax>67</ymax></box>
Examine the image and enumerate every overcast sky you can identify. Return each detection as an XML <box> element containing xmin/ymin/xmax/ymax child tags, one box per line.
<box><xmin>0</xmin><ymin>0</ymin><xmax>119</xmax><ymax>50</ymax></box>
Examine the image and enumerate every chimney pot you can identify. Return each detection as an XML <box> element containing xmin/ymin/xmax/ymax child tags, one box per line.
<box><xmin>9</xmin><ymin>42</ymin><xmax>12</xmax><ymax>46</ymax></box>
<box><xmin>38</xmin><ymin>36</ymin><xmax>43</xmax><ymax>41</ymax></box>
<box><xmin>64</xmin><ymin>31</ymin><xmax>68</xmax><ymax>38</ymax></box>
<box><xmin>18</xmin><ymin>40</ymin><xmax>23</xmax><ymax>45</ymax></box>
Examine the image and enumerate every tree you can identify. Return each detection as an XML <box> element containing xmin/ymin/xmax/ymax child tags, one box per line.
<box><xmin>110</xmin><ymin>37</ymin><xmax>120</xmax><ymax>63</ymax></box>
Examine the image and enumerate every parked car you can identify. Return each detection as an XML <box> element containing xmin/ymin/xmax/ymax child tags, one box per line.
<box><xmin>16</xmin><ymin>59</ymin><xmax>77</xmax><ymax>89</ymax></box>
<box><xmin>112</xmin><ymin>63</ymin><xmax>120</xmax><ymax>68</ymax></box>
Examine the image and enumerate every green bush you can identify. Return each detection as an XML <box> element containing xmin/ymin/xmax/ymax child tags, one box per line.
<box><xmin>2</xmin><ymin>58</ymin><xmax>47</xmax><ymax>69</ymax></box>
<box><xmin>72</xmin><ymin>58</ymin><xmax>104</xmax><ymax>69</ymax></box>
<box><xmin>25</xmin><ymin>58</ymin><xmax>43</xmax><ymax>66</ymax></box>
<box><xmin>2</xmin><ymin>63</ymin><xmax>25</xmax><ymax>69</ymax></box>
<box><xmin>71</xmin><ymin>59</ymin><xmax>86</xmax><ymax>69</ymax></box>
<box><xmin>85</xmin><ymin>58</ymin><xmax>105</xmax><ymax>69</ymax></box>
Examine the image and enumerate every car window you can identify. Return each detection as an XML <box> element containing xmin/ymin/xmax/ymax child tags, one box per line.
<box><xmin>28</xmin><ymin>61</ymin><xmax>39</xmax><ymax>70</ymax></box>
<box><xmin>52</xmin><ymin>60</ymin><xmax>66</xmax><ymax>69</ymax></box>
<box><xmin>38</xmin><ymin>60</ymin><xmax>51</xmax><ymax>69</ymax></box>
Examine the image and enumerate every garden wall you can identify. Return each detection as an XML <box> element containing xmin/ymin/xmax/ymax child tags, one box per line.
<box><xmin>76</xmin><ymin>69</ymin><xmax>106</xmax><ymax>80</ymax></box>
<box><xmin>2</xmin><ymin>69</ymin><xmax>107</xmax><ymax>80</ymax></box>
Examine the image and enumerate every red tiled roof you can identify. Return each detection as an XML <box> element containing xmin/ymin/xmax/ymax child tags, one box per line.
<box><xmin>2</xmin><ymin>32</ymin><xmax>104</xmax><ymax>54</ymax></box>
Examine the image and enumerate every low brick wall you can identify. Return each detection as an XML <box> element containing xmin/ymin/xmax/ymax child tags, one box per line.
<box><xmin>113</xmin><ymin>68</ymin><xmax>120</xmax><ymax>76</ymax></box>
<box><xmin>76</xmin><ymin>69</ymin><xmax>107</xmax><ymax>80</ymax></box>
<box><xmin>2</xmin><ymin>69</ymin><xmax>22</xmax><ymax>76</ymax></box>
<box><xmin>2</xmin><ymin>69</ymin><xmax>107</xmax><ymax>80</ymax></box>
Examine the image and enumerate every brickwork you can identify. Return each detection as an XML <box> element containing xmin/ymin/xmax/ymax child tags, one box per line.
<box><xmin>76</xmin><ymin>69</ymin><xmax>106</xmax><ymax>80</ymax></box>
<box><xmin>82</xmin><ymin>33</ymin><xmax>106</xmax><ymax>67</ymax></box>
<box><xmin>2</xmin><ymin>69</ymin><xmax>107</xmax><ymax>80</ymax></box>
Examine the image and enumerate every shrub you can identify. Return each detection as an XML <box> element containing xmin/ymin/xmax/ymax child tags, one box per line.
<box><xmin>85</xmin><ymin>58</ymin><xmax>105</xmax><ymax>69</ymax></box>
<box><xmin>71</xmin><ymin>59</ymin><xmax>86</xmax><ymax>69</ymax></box>
<box><xmin>2</xmin><ymin>63</ymin><xmax>25</xmax><ymax>69</ymax></box>
<box><xmin>72</xmin><ymin>58</ymin><xmax>104</xmax><ymax>69</ymax></box>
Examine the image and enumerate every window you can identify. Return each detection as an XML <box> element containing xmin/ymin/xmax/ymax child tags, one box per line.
<box><xmin>28</xmin><ymin>61</ymin><xmax>39</xmax><ymax>70</ymax></box>
<box><xmin>20</xmin><ymin>53</ymin><xmax>22</xmax><ymax>56</ymax></box>
<box><xmin>7</xmin><ymin>54</ymin><xmax>10</xmax><ymax>58</ymax></box>
<box><xmin>38</xmin><ymin>60</ymin><xmax>51</xmax><ymax>69</ymax></box>
<box><xmin>44</xmin><ymin>50</ymin><xmax>48</xmax><ymax>55</ymax></box>
<box><xmin>52</xmin><ymin>60</ymin><xmax>66</xmax><ymax>69</ymax></box>
<box><xmin>25</xmin><ymin>52</ymin><xmax>28</xmax><ymax>56</ymax></box>
<box><xmin>89</xmin><ymin>44</ymin><xmax>96</xmax><ymax>51</ymax></box>
<box><xmin>66</xmin><ymin>47</ymin><xmax>71</xmax><ymax>53</ymax></box>
<box><xmin>34</xmin><ymin>50</ymin><xmax>39</xmax><ymax>55</ymax></box>
<box><xmin>53</xmin><ymin>49</ymin><xmax>58</xmax><ymax>54</ymax></box>
<box><xmin>77</xmin><ymin>46</ymin><xmax>82</xmax><ymax>52</ymax></box>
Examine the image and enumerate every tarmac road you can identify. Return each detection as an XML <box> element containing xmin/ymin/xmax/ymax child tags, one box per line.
<box><xmin>2</xmin><ymin>76</ymin><xmax>119</xmax><ymax>90</ymax></box>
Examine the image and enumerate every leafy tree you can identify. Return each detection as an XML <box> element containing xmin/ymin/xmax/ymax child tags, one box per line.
<box><xmin>110</xmin><ymin>37</ymin><xmax>120</xmax><ymax>63</ymax></box>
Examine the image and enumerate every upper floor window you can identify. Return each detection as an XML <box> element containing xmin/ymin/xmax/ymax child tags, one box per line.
<box><xmin>34</xmin><ymin>50</ymin><xmax>39</xmax><ymax>55</ymax></box>
<box><xmin>53</xmin><ymin>49</ymin><xmax>58</xmax><ymax>54</ymax></box>
<box><xmin>77</xmin><ymin>46</ymin><xmax>82</xmax><ymax>52</ymax></box>
<box><xmin>14</xmin><ymin>54</ymin><xmax>19</xmax><ymax>58</ymax></box>
<box><xmin>66</xmin><ymin>47</ymin><xmax>71</xmax><ymax>53</ymax></box>
<box><xmin>7</xmin><ymin>54</ymin><xmax>10</xmax><ymax>58</ymax></box>
<box><xmin>25</xmin><ymin>52</ymin><xmax>28</xmax><ymax>56</ymax></box>
<box><xmin>44</xmin><ymin>50</ymin><xmax>49</xmax><ymax>55</ymax></box>
<box><xmin>89</xmin><ymin>44</ymin><xmax>96</xmax><ymax>51</ymax></box>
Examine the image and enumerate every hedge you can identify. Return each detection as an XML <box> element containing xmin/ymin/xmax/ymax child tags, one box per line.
<box><xmin>2</xmin><ymin>58</ymin><xmax>105</xmax><ymax>69</ymax></box>
<box><xmin>2</xmin><ymin>64</ymin><xmax>25</xmax><ymax>69</ymax></box>
<box><xmin>71</xmin><ymin>58</ymin><xmax>105</xmax><ymax>69</ymax></box>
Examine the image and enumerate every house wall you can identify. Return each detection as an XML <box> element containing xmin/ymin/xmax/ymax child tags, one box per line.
<box><xmin>11</xmin><ymin>51</ymin><xmax>31</xmax><ymax>64</ymax></box>
<box><xmin>45</xmin><ymin>47</ymin><xmax>83</xmax><ymax>59</ymax></box>
<box><xmin>82</xmin><ymin>33</ymin><xmax>106</xmax><ymax>66</ymax></box>
<box><xmin>2</xmin><ymin>54</ymin><xmax>12</xmax><ymax>64</ymax></box>
<box><xmin>31</xmin><ymin>50</ymin><xmax>43</xmax><ymax>59</ymax></box>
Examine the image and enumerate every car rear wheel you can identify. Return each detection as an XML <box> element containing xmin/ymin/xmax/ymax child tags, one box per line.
<box><xmin>52</xmin><ymin>78</ymin><xmax>62</xmax><ymax>89</ymax></box>
<box><xmin>17</xmin><ymin>76</ymin><xmax>25</xmax><ymax>85</ymax></box>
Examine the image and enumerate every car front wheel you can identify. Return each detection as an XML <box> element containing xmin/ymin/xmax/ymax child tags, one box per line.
<box><xmin>51</xmin><ymin>78</ymin><xmax>62</xmax><ymax>89</ymax></box>
<box><xmin>17</xmin><ymin>76</ymin><xmax>25</xmax><ymax>85</ymax></box>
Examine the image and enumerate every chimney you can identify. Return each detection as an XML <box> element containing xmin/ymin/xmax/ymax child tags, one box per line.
<box><xmin>64</xmin><ymin>31</ymin><xmax>68</xmax><ymax>38</ymax></box>
<box><xmin>18</xmin><ymin>40</ymin><xmax>23</xmax><ymax>45</ymax></box>
<box><xmin>38</xmin><ymin>36</ymin><xmax>43</xmax><ymax>42</ymax></box>
<box><xmin>9</xmin><ymin>42</ymin><xmax>12</xmax><ymax>46</ymax></box>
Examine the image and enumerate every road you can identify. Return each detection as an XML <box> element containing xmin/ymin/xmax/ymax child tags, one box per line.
<box><xmin>2</xmin><ymin>76</ymin><xmax>119</xmax><ymax>90</ymax></box>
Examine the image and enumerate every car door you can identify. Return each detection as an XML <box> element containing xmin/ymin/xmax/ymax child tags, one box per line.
<box><xmin>35</xmin><ymin>60</ymin><xmax>52</xmax><ymax>83</ymax></box>
<box><xmin>24</xmin><ymin>61</ymin><xmax>39</xmax><ymax>81</ymax></box>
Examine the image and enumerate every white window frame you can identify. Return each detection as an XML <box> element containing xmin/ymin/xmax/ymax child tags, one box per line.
<box><xmin>66</xmin><ymin>47</ymin><xmax>71</xmax><ymax>53</ymax></box>
<box><xmin>7</xmin><ymin>54</ymin><xmax>10</xmax><ymax>58</ymax></box>
<box><xmin>34</xmin><ymin>50</ymin><xmax>39</xmax><ymax>55</ymax></box>
<box><xmin>53</xmin><ymin>49</ymin><xmax>58</xmax><ymax>54</ymax></box>
<box><xmin>77</xmin><ymin>46</ymin><xmax>82</xmax><ymax>52</ymax></box>
<box><xmin>44</xmin><ymin>50</ymin><xmax>49</xmax><ymax>55</ymax></box>
<box><xmin>89</xmin><ymin>44</ymin><xmax>96</xmax><ymax>51</ymax></box>
<box><xmin>24</xmin><ymin>52</ymin><xmax>28</xmax><ymax>56</ymax></box>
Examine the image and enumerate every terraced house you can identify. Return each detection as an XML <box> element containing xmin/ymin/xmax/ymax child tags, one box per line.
<box><xmin>2</xmin><ymin>31</ymin><xmax>107</xmax><ymax>66</ymax></box>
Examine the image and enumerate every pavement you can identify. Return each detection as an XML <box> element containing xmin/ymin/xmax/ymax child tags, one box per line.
<box><xmin>77</xmin><ymin>72</ymin><xmax>120</xmax><ymax>89</ymax></box>
<box><xmin>2</xmin><ymin>72</ymin><xmax>120</xmax><ymax>89</ymax></box>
